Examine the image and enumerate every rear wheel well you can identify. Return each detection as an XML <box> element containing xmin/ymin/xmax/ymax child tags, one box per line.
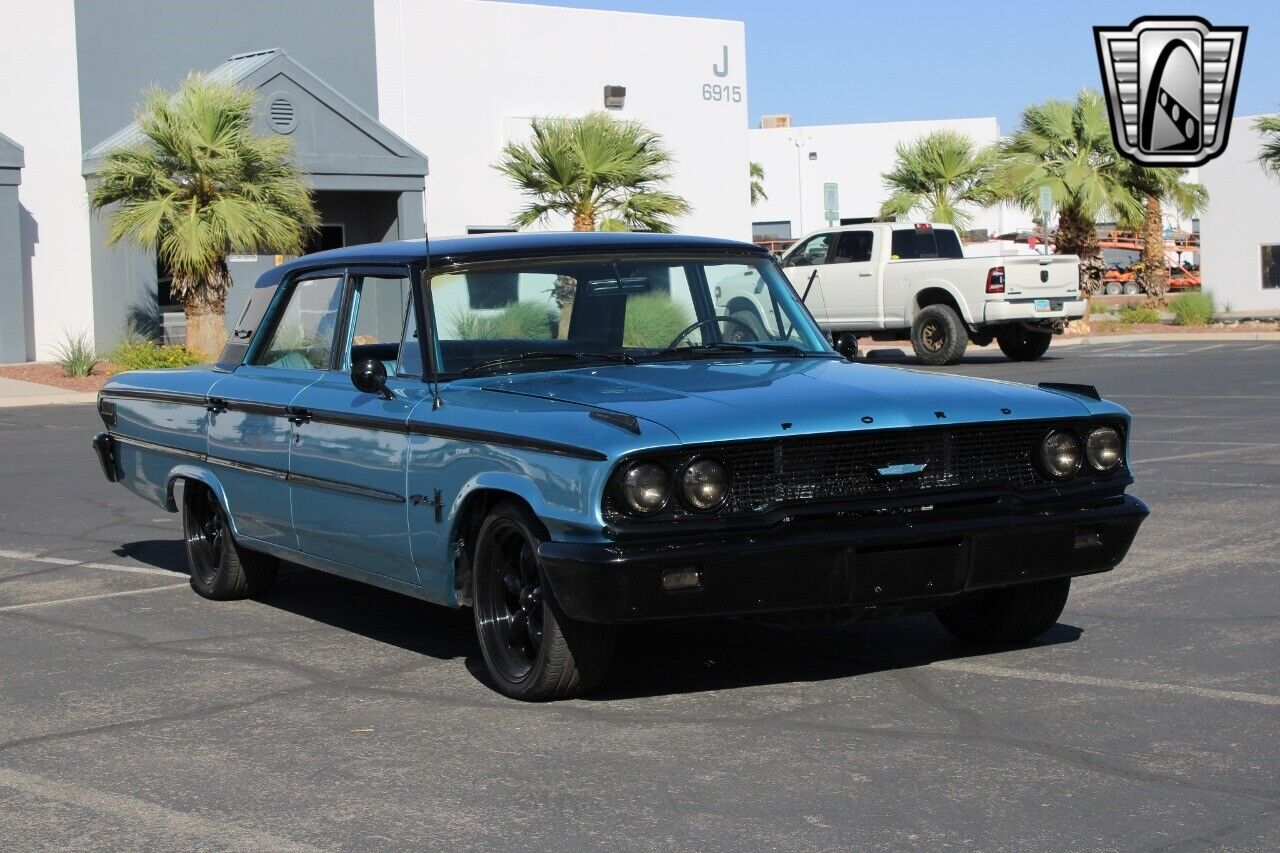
<box><xmin>451</xmin><ymin>488</ymin><xmax>538</xmax><ymax>606</ymax></box>
<box><xmin>725</xmin><ymin>297</ymin><xmax>763</xmax><ymax>320</ymax></box>
<box><xmin>914</xmin><ymin>288</ymin><xmax>965</xmax><ymax>324</ymax></box>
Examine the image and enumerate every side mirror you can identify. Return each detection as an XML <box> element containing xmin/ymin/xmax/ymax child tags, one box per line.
<box><xmin>351</xmin><ymin>356</ymin><xmax>393</xmax><ymax>399</ymax></box>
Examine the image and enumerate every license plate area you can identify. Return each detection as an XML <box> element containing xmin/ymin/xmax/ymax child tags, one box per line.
<box><xmin>851</xmin><ymin>539</ymin><xmax>966</xmax><ymax>604</ymax></box>
<box><xmin>1034</xmin><ymin>298</ymin><xmax>1051</xmax><ymax>312</ymax></box>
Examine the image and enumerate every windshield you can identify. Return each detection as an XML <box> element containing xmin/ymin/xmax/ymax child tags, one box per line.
<box><xmin>427</xmin><ymin>254</ymin><xmax>832</xmax><ymax>376</ymax></box>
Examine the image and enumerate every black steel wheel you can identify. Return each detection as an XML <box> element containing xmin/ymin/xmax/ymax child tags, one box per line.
<box><xmin>473</xmin><ymin>501</ymin><xmax>614</xmax><ymax>700</ymax></box>
<box><xmin>182</xmin><ymin>482</ymin><xmax>278</xmax><ymax>600</ymax></box>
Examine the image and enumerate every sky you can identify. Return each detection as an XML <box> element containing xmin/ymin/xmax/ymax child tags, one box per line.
<box><xmin>504</xmin><ymin>0</ymin><xmax>1278</xmax><ymax>132</ymax></box>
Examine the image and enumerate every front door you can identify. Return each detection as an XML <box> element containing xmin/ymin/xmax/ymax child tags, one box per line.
<box><xmin>818</xmin><ymin>229</ymin><xmax>878</xmax><ymax>325</ymax></box>
<box><xmin>780</xmin><ymin>232</ymin><xmax>836</xmax><ymax>328</ymax></box>
<box><xmin>289</xmin><ymin>269</ymin><xmax>428</xmax><ymax>585</ymax></box>
<box><xmin>206</xmin><ymin>270</ymin><xmax>346</xmax><ymax>549</ymax></box>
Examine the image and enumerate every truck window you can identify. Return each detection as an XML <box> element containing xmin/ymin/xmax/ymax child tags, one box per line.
<box><xmin>782</xmin><ymin>233</ymin><xmax>833</xmax><ymax>267</ymax></box>
<box><xmin>831</xmin><ymin>231</ymin><xmax>873</xmax><ymax>263</ymax></box>
<box><xmin>890</xmin><ymin>228</ymin><xmax>964</xmax><ymax>260</ymax></box>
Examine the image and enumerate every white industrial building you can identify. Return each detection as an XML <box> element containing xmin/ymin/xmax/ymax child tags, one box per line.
<box><xmin>0</xmin><ymin>0</ymin><xmax>747</xmax><ymax>361</ymax></box>
<box><xmin>1198</xmin><ymin>115</ymin><xmax>1280</xmax><ymax>314</ymax></box>
<box><xmin>748</xmin><ymin>117</ymin><xmax>1034</xmax><ymax>244</ymax></box>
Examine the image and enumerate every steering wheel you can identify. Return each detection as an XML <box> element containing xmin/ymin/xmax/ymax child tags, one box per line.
<box><xmin>665</xmin><ymin>316</ymin><xmax>760</xmax><ymax>350</ymax></box>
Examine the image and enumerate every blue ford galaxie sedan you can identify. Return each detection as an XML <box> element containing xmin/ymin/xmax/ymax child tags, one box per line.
<box><xmin>93</xmin><ymin>232</ymin><xmax>1148</xmax><ymax>700</ymax></box>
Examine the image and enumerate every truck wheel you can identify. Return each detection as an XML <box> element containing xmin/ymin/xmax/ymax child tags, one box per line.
<box><xmin>1122</xmin><ymin>281</ymin><xmax>1140</xmax><ymax>295</ymax></box>
<box><xmin>724</xmin><ymin>310</ymin><xmax>768</xmax><ymax>343</ymax></box>
<box><xmin>934</xmin><ymin>577</ymin><xmax>1071</xmax><ymax>643</ymax></box>
<box><xmin>182</xmin><ymin>482</ymin><xmax>278</xmax><ymax>600</ymax></box>
<box><xmin>473</xmin><ymin>500</ymin><xmax>614</xmax><ymax>701</ymax></box>
<box><xmin>996</xmin><ymin>328</ymin><xmax>1052</xmax><ymax>361</ymax></box>
<box><xmin>1103</xmin><ymin>281</ymin><xmax>1123</xmax><ymax>296</ymax></box>
<box><xmin>911</xmin><ymin>304</ymin><xmax>968</xmax><ymax>366</ymax></box>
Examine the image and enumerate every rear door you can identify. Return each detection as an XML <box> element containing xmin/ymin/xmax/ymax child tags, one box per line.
<box><xmin>206</xmin><ymin>269</ymin><xmax>345</xmax><ymax>549</ymax></box>
<box><xmin>288</xmin><ymin>267</ymin><xmax>429</xmax><ymax>585</ymax></box>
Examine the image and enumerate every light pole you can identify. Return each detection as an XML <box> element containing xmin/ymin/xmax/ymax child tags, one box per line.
<box><xmin>791</xmin><ymin>133</ymin><xmax>810</xmax><ymax>236</ymax></box>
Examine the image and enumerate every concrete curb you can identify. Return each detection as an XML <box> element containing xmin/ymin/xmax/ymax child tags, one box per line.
<box><xmin>1072</xmin><ymin>331</ymin><xmax>1280</xmax><ymax>343</ymax></box>
<box><xmin>0</xmin><ymin>392</ymin><xmax>99</xmax><ymax>409</ymax></box>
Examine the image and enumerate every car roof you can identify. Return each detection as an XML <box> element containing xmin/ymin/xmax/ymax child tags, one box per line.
<box><xmin>257</xmin><ymin>231</ymin><xmax>769</xmax><ymax>287</ymax></box>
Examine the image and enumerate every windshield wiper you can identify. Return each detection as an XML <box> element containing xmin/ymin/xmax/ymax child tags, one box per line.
<box><xmin>459</xmin><ymin>350</ymin><xmax>636</xmax><ymax>376</ymax></box>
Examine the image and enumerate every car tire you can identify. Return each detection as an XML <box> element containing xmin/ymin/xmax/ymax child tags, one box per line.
<box><xmin>724</xmin><ymin>309</ymin><xmax>769</xmax><ymax>343</ymax></box>
<box><xmin>182</xmin><ymin>482</ymin><xmax>278</xmax><ymax>600</ymax></box>
<box><xmin>832</xmin><ymin>331</ymin><xmax>860</xmax><ymax>360</ymax></box>
<box><xmin>1122</xmin><ymin>281</ymin><xmax>1140</xmax><ymax>295</ymax></box>
<box><xmin>472</xmin><ymin>500</ymin><xmax>614</xmax><ymax>701</ymax></box>
<box><xmin>1103</xmin><ymin>281</ymin><xmax>1123</xmax><ymax>296</ymax></box>
<box><xmin>996</xmin><ymin>327</ymin><xmax>1053</xmax><ymax>361</ymax></box>
<box><xmin>911</xmin><ymin>304</ymin><xmax>968</xmax><ymax>366</ymax></box>
<box><xmin>934</xmin><ymin>577</ymin><xmax>1071</xmax><ymax>644</ymax></box>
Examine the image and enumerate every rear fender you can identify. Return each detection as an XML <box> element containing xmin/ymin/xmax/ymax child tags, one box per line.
<box><xmin>165</xmin><ymin>465</ymin><xmax>238</xmax><ymax>535</ymax></box>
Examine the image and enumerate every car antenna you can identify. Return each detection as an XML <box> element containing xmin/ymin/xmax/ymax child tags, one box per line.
<box><xmin>424</xmin><ymin>214</ymin><xmax>444</xmax><ymax>410</ymax></box>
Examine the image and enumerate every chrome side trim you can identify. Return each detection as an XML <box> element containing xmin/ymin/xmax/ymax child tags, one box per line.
<box><xmin>205</xmin><ymin>454</ymin><xmax>289</xmax><ymax>481</ymax></box>
<box><xmin>289</xmin><ymin>472</ymin><xmax>405</xmax><ymax>503</ymax></box>
<box><xmin>111</xmin><ymin>433</ymin><xmax>206</xmax><ymax>462</ymax></box>
<box><xmin>99</xmin><ymin>388</ymin><xmax>209</xmax><ymax>406</ymax></box>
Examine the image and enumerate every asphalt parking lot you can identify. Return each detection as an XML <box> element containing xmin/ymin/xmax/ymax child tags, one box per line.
<box><xmin>1</xmin><ymin>339</ymin><xmax>1277</xmax><ymax>851</ymax></box>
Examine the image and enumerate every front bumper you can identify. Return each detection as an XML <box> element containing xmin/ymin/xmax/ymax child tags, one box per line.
<box><xmin>538</xmin><ymin>495</ymin><xmax>1148</xmax><ymax>623</ymax></box>
<box><xmin>983</xmin><ymin>297</ymin><xmax>1086</xmax><ymax>324</ymax></box>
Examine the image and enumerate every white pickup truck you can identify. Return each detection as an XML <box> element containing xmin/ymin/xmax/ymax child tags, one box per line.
<box><xmin>720</xmin><ymin>222</ymin><xmax>1084</xmax><ymax>365</ymax></box>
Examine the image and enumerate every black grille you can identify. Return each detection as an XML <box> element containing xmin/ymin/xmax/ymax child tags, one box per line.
<box><xmin>607</xmin><ymin>420</ymin><xmax>1119</xmax><ymax>521</ymax></box>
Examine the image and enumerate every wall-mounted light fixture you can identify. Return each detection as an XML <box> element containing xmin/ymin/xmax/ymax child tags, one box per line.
<box><xmin>603</xmin><ymin>85</ymin><xmax>626</xmax><ymax>110</ymax></box>
<box><xmin>808</xmin><ymin>151</ymin><xmax>818</xmax><ymax>160</ymax></box>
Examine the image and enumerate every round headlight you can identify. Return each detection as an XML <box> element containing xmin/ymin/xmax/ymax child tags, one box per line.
<box><xmin>679</xmin><ymin>458</ymin><xmax>730</xmax><ymax>511</ymax></box>
<box><xmin>1040</xmin><ymin>430</ymin><xmax>1082</xmax><ymax>479</ymax></box>
<box><xmin>1086</xmin><ymin>426</ymin><xmax>1123</xmax><ymax>472</ymax></box>
<box><xmin>619</xmin><ymin>462</ymin><xmax>670</xmax><ymax>515</ymax></box>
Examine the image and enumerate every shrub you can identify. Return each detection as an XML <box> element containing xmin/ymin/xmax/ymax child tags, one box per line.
<box><xmin>109</xmin><ymin>338</ymin><xmax>203</xmax><ymax>372</ymax></box>
<box><xmin>51</xmin><ymin>330</ymin><xmax>99</xmax><ymax>378</ymax></box>
<box><xmin>623</xmin><ymin>294</ymin><xmax>694</xmax><ymax>348</ymax></box>
<box><xmin>450</xmin><ymin>301</ymin><xmax>555</xmax><ymax>340</ymax></box>
<box><xmin>1117</xmin><ymin>305</ymin><xmax>1161</xmax><ymax>325</ymax></box>
<box><xmin>1170</xmin><ymin>290</ymin><xmax>1215</xmax><ymax>326</ymax></box>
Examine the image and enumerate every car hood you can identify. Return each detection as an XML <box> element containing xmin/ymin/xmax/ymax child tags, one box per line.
<box><xmin>479</xmin><ymin>357</ymin><xmax>1095</xmax><ymax>445</ymax></box>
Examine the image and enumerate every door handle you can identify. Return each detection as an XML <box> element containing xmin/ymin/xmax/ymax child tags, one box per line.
<box><xmin>285</xmin><ymin>406</ymin><xmax>312</xmax><ymax>426</ymax></box>
<box><xmin>858</xmin><ymin>272</ymin><xmax>872</xmax><ymax>277</ymax></box>
<box><xmin>204</xmin><ymin>397</ymin><xmax>228</xmax><ymax>415</ymax></box>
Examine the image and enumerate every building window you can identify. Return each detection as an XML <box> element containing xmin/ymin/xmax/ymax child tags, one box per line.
<box><xmin>1264</xmin><ymin>245</ymin><xmax>1280</xmax><ymax>289</ymax></box>
<box><xmin>752</xmin><ymin>221</ymin><xmax>792</xmax><ymax>241</ymax></box>
<box><xmin>305</xmin><ymin>224</ymin><xmax>345</xmax><ymax>255</ymax></box>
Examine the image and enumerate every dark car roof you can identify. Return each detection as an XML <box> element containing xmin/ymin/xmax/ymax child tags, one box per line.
<box><xmin>257</xmin><ymin>231</ymin><xmax>769</xmax><ymax>288</ymax></box>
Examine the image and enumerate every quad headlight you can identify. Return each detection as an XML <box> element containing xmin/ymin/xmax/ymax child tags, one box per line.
<box><xmin>679</xmin><ymin>458</ymin><xmax>730</xmax><ymax>511</ymax></box>
<box><xmin>1040</xmin><ymin>430</ymin><xmax>1083</xmax><ymax>479</ymax></box>
<box><xmin>618</xmin><ymin>461</ymin><xmax>670</xmax><ymax>515</ymax></box>
<box><xmin>1085</xmin><ymin>426</ymin><xmax>1124</xmax><ymax>472</ymax></box>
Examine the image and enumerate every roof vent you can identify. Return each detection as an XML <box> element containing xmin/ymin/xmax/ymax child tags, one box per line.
<box><xmin>267</xmin><ymin>94</ymin><xmax>297</xmax><ymax>134</ymax></box>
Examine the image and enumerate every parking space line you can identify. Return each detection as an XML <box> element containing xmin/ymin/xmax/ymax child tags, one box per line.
<box><xmin>0</xmin><ymin>583</ymin><xmax>188</xmax><ymax>612</ymax></box>
<box><xmin>0</xmin><ymin>549</ymin><xmax>175</xmax><ymax>578</ymax></box>
<box><xmin>0</xmin><ymin>767</ymin><xmax>325</xmax><ymax>852</ymax></box>
<box><xmin>1132</xmin><ymin>443</ymin><xmax>1280</xmax><ymax>465</ymax></box>
<box><xmin>1247</xmin><ymin>344</ymin><xmax>1276</xmax><ymax>350</ymax></box>
<box><xmin>932</xmin><ymin>660</ymin><xmax>1280</xmax><ymax>707</ymax></box>
<box><xmin>1184</xmin><ymin>344</ymin><xmax>1226</xmax><ymax>353</ymax></box>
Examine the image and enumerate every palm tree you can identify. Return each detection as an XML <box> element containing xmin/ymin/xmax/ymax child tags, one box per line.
<box><xmin>998</xmin><ymin>89</ymin><xmax>1144</xmax><ymax>293</ymax></box>
<box><xmin>495</xmin><ymin>112</ymin><xmax>691</xmax><ymax>233</ymax></box>
<box><xmin>1122</xmin><ymin>167</ymin><xmax>1207</xmax><ymax>299</ymax></box>
<box><xmin>878</xmin><ymin>131</ymin><xmax>999</xmax><ymax>230</ymax></box>
<box><xmin>89</xmin><ymin>75</ymin><xmax>317</xmax><ymax>357</ymax></box>
<box><xmin>1256</xmin><ymin>115</ymin><xmax>1280</xmax><ymax>175</ymax></box>
<box><xmin>750</xmin><ymin>161</ymin><xmax>767</xmax><ymax>206</ymax></box>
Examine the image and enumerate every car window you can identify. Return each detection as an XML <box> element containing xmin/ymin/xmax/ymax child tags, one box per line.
<box><xmin>890</xmin><ymin>228</ymin><xmax>964</xmax><ymax>260</ymax></box>
<box><xmin>428</xmin><ymin>256</ymin><xmax>829</xmax><ymax>375</ymax></box>
<box><xmin>782</xmin><ymin>234</ymin><xmax>833</xmax><ymax>267</ymax></box>
<box><xmin>345</xmin><ymin>273</ymin><xmax>414</xmax><ymax>375</ymax></box>
<box><xmin>254</xmin><ymin>275</ymin><xmax>345</xmax><ymax>370</ymax></box>
<box><xmin>831</xmin><ymin>231</ymin><xmax>874</xmax><ymax>264</ymax></box>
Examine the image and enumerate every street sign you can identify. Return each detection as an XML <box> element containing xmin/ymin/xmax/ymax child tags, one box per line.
<box><xmin>823</xmin><ymin>182</ymin><xmax>839</xmax><ymax>225</ymax></box>
<box><xmin>1038</xmin><ymin>186</ymin><xmax>1054</xmax><ymax>254</ymax></box>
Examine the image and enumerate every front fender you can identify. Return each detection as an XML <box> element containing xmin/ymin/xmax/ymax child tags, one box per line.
<box><xmin>455</xmin><ymin>469</ymin><xmax>605</xmax><ymax>541</ymax></box>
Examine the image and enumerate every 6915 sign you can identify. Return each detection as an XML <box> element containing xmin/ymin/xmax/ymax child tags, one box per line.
<box><xmin>703</xmin><ymin>45</ymin><xmax>742</xmax><ymax>104</ymax></box>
